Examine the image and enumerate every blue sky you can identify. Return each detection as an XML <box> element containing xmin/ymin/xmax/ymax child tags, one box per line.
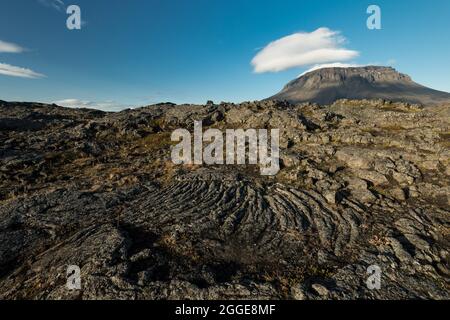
<box><xmin>0</xmin><ymin>0</ymin><xmax>449</xmax><ymax>110</ymax></box>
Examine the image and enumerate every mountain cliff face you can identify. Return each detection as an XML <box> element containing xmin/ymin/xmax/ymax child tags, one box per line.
<box><xmin>270</xmin><ymin>66</ymin><xmax>450</xmax><ymax>105</ymax></box>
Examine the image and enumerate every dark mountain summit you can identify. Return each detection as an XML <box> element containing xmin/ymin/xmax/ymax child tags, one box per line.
<box><xmin>269</xmin><ymin>66</ymin><xmax>450</xmax><ymax>105</ymax></box>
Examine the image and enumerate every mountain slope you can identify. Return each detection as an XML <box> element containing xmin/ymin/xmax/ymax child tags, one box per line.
<box><xmin>269</xmin><ymin>66</ymin><xmax>450</xmax><ymax>105</ymax></box>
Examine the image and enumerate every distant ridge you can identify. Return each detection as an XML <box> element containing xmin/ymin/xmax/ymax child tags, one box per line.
<box><xmin>269</xmin><ymin>66</ymin><xmax>450</xmax><ymax>106</ymax></box>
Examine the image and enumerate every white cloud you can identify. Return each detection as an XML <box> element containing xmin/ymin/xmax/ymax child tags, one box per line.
<box><xmin>53</xmin><ymin>99</ymin><xmax>129</xmax><ymax>112</ymax></box>
<box><xmin>0</xmin><ymin>63</ymin><xmax>45</xmax><ymax>78</ymax></box>
<box><xmin>38</xmin><ymin>0</ymin><xmax>65</xmax><ymax>11</ymax></box>
<box><xmin>0</xmin><ymin>39</ymin><xmax>44</xmax><ymax>78</ymax></box>
<box><xmin>251</xmin><ymin>27</ymin><xmax>359</xmax><ymax>73</ymax></box>
<box><xmin>0</xmin><ymin>40</ymin><xmax>25</xmax><ymax>53</ymax></box>
<box><xmin>299</xmin><ymin>62</ymin><xmax>362</xmax><ymax>77</ymax></box>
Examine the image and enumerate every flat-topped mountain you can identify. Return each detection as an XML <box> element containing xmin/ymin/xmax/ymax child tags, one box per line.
<box><xmin>269</xmin><ymin>66</ymin><xmax>450</xmax><ymax>105</ymax></box>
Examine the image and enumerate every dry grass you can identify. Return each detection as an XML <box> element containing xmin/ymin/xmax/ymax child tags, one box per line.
<box><xmin>136</xmin><ymin>132</ymin><xmax>173</xmax><ymax>152</ymax></box>
<box><xmin>379</xmin><ymin>124</ymin><xmax>406</xmax><ymax>131</ymax></box>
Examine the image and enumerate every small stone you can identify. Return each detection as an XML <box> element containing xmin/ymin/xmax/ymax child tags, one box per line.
<box><xmin>323</xmin><ymin>190</ymin><xmax>336</xmax><ymax>204</ymax></box>
<box><xmin>290</xmin><ymin>286</ymin><xmax>305</xmax><ymax>300</ymax></box>
<box><xmin>390</xmin><ymin>187</ymin><xmax>406</xmax><ymax>201</ymax></box>
<box><xmin>311</xmin><ymin>284</ymin><xmax>329</xmax><ymax>297</ymax></box>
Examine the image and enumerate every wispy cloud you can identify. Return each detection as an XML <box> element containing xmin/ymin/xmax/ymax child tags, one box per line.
<box><xmin>251</xmin><ymin>27</ymin><xmax>359</xmax><ymax>73</ymax></box>
<box><xmin>0</xmin><ymin>40</ymin><xmax>25</xmax><ymax>53</ymax></box>
<box><xmin>37</xmin><ymin>0</ymin><xmax>65</xmax><ymax>11</ymax></box>
<box><xmin>53</xmin><ymin>99</ymin><xmax>129</xmax><ymax>112</ymax></box>
<box><xmin>0</xmin><ymin>39</ymin><xmax>44</xmax><ymax>79</ymax></box>
<box><xmin>0</xmin><ymin>63</ymin><xmax>45</xmax><ymax>79</ymax></box>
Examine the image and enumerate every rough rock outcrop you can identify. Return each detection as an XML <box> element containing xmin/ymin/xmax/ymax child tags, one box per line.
<box><xmin>0</xmin><ymin>99</ymin><xmax>448</xmax><ymax>299</ymax></box>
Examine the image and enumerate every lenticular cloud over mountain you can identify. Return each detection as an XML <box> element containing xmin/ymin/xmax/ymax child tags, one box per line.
<box><xmin>251</xmin><ymin>27</ymin><xmax>359</xmax><ymax>73</ymax></box>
